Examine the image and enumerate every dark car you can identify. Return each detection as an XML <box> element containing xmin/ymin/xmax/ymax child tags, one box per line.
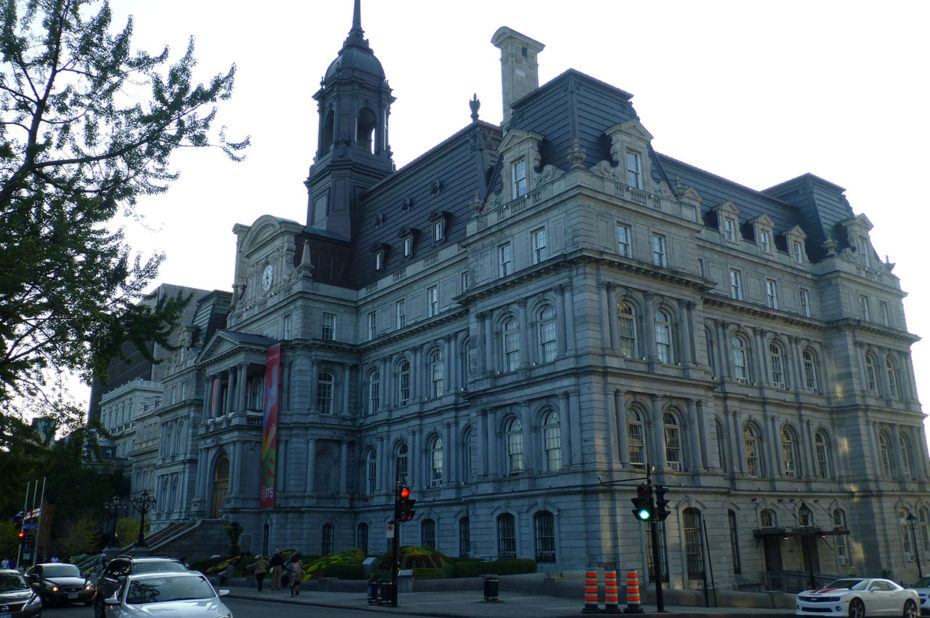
<box><xmin>93</xmin><ymin>556</ymin><xmax>187</xmax><ymax>618</ymax></box>
<box><xmin>24</xmin><ymin>563</ymin><xmax>94</xmax><ymax>607</ymax></box>
<box><xmin>0</xmin><ymin>569</ymin><xmax>42</xmax><ymax>617</ymax></box>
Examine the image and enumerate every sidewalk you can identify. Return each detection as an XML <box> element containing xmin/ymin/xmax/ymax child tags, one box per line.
<box><xmin>224</xmin><ymin>580</ymin><xmax>797</xmax><ymax>617</ymax></box>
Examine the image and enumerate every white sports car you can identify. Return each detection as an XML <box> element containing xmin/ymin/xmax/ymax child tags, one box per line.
<box><xmin>907</xmin><ymin>576</ymin><xmax>930</xmax><ymax>615</ymax></box>
<box><xmin>796</xmin><ymin>578</ymin><xmax>919</xmax><ymax>617</ymax></box>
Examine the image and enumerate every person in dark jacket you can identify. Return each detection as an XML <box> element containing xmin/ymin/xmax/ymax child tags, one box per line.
<box><xmin>269</xmin><ymin>551</ymin><xmax>284</xmax><ymax>591</ymax></box>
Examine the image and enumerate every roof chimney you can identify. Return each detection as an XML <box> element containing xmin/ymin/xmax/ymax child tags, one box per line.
<box><xmin>491</xmin><ymin>27</ymin><xmax>545</xmax><ymax>128</ymax></box>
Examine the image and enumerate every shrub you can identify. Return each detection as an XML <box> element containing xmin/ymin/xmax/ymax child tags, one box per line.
<box><xmin>321</xmin><ymin>562</ymin><xmax>366</xmax><ymax>580</ymax></box>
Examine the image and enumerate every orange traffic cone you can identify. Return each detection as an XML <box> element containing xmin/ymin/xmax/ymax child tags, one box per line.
<box><xmin>582</xmin><ymin>569</ymin><xmax>600</xmax><ymax>613</ymax></box>
<box><xmin>624</xmin><ymin>570</ymin><xmax>644</xmax><ymax>614</ymax></box>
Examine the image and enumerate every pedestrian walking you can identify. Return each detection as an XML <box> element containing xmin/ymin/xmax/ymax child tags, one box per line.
<box><xmin>253</xmin><ymin>554</ymin><xmax>268</xmax><ymax>592</ymax></box>
<box><xmin>288</xmin><ymin>554</ymin><xmax>304</xmax><ymax>596</ymax></box>
<box><xmin>269</xmin><ymin>551</ymin><xmax>284</xmax><ymax>590</ymax></box>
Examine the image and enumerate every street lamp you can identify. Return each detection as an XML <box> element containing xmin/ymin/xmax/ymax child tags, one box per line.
<box><xmin>103</xmin><ymin>497</ymin><xmax>126</xmax><ymax>550</ymax></box>
<box><xmin>907</xmin><ymin>513</ymin><xmax>923</xmax><ymax>578</ymax></box>
<box><xmin>131</xmin><ymin>491</ymin><xmax>156</xmax><ymax>548</ymax></box>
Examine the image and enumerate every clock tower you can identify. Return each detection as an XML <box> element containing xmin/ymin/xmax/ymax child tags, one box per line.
<box><xmin>305</xmin><ymin>0</ymin><xmax>394</xmax><ymax>241</ymax></box>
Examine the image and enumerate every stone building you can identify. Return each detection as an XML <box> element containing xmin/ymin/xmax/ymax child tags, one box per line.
<box><xmin>92</xmin><ymin>2</ymin><xmax>930</xmax><ymax>591</ymax></box>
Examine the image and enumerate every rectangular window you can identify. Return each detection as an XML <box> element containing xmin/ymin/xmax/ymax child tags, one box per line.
<box><xmin>858</xmin><ymin>236</ymin><xmax>871</xmax><ymax>268</ymax></box>
<box><xmin>459</xmin><ymin>517</ymin><xmax>470</xmax><ymax>558</ymax></box>
<box><xmin>616</xmin><ymin>223</ymin><xmax>632</xmax><ymax>258</ymax></box>
<box><xmin>282</xmin><ymin>314</ymin><xmax>292</xmax><ymax>340</ymax></box>
<box><xmin>799</xmin><ymin>288</ymin><xmax>811</xmax><ymax>317</ymax></box>
<box><xmin>499</xmin><ymin>242</ymin><xmax>513</xmax><ymax>278</ymax></box>
<box><xmin>626</xmin><ymin>151</ymin><xmax>642</xmax><ymax>189</ymax></box>
<box><xmin>321</xmin><ymin>312</ymin><xmax>336</xmax><ymax>340</ymax></box>
<box><xmin>859</xmin><ymin>295</ymin><xmax>871</xmax><ymax>321</ymax></box>
<box><xmin>368</xmin><ymin>311</ymin><xmax>377</xmax><ymax>341</ymax></box>
<box><xmin>433</xmin><ymin>218</ymin><xmax>445</xmax><ymax>242</ymax></box>
<box><xmin>375</xmin><ymin>250</ymin><xmax>384</xmax><ymax>271</ymax></box>
<box><xmin>724</xmin><ymin>218</ymin><xmax>737</xmax><ymax>242</ymax></box>
<box><xmin>497</xmin><ymin>515</ymin><xmax>517</xmax><ymax>559</ymax></box>
<box><xmin>651</xmin><ymin>234</ymin><xmax>667</xmax><ymax>267</ymax></box>
<box><xmin>403</xmin><ymin>236</ymin><xmax>413</xmax><ymax>258</ymax></box>
<box><xmin>698</xmin><ymin>258</ymin><xmax>706</xmax><ymax>278</ymax></box>
<box><xmin>729</xmin><ymin>269</ymin><xmax>743</xmax><ymax>300</ymax></box>
<box><xmin>427</xmin><ymin>285</ymin><xmax>438</xmax><ymax>317</ymax></box>
<box><xmin>765</xmin><ymin>278</ymin><xmax>779</xmax><ymax>309</ymax></box>
<box><xmin>395</xmin><ymin>299</ymin><xmax>406</xmax><ymax>329</ymax></box>
<box><xmin>760</xmin><ymin>230</ymin><xmax>771</xmax><ymax>253</ymax></box>
<box><xmin>531</xmin><ymin>227</ymin><xmax>548</xmax><ymax>264</ymax></box>
<box><xmin>511</xmin><ymin>158</ymin><xmax>527</xmax><ymax>197</ymax></box>
<box><xmin>880</xmin><ymin>301</ymin><xmax>889</xmax><ymax>327</ymax></box>
<box><xmin>793</xmin><ymin>240</ymin><xmax>804</xmax><ymax>264</ymax></box>
<box><xmin>461</xmin><ymin>270</ymin><xmax>469</xmax><ymax>291</ymax></box>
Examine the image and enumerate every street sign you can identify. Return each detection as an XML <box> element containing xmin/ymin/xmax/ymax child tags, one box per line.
<box><xmin>22</xmin><ymin>523</ymin><xmax>38</xmax><ymax>529</ymax></box>
<box><xmin>386</xmin><ymin>523</ymin><xmax>395</xmax><ymax>539</ymax></box>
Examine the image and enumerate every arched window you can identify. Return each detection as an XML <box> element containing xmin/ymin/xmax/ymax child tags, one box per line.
<box><xmin>628</xmin><ymin>407</ymin><xmax>647</xmax><ymax>468</ymax></box>
<box><xmin>798</xmin><ymin>503</ymin><xmax>813</xmax><ymax>527</ymax></box>
<box><xmin>760</xmin><ymin>509</ymin><xmax>777</xmax><ymax>528</ymax></box>
<box><xmin>398</xmin><ymin>360</ymin><xmax>411</xmax><ymax>405</ymax></box>
<box><xmin>803</xmin><ymin>348</ymin><xmax>819</xmax><ymax>393</ymax></box>
<box><xmin>655</xmin><ymin>309</ymin><xmax>674</xmax><ymax>364</ymax></box>
<box><xmin>664</xmin><ymin>412</ymin><xmax>683</xmax><ymax>471</ymax></box>
<box><xmin>429</xmin><ymin>435</ymin><xmax>444</xmax><ymax>486</ymax></box>
<box><xmin>317</xmin><ymin>371</ymin><xmax>335</xmax><ymax>414</ymax></box>
<box><xmin>505</xmin><ymin>417</ymin><xmax>524</xmax><ymax>474</ymax></box>
<box><xmin>730</xmin><ymin>335</ymin><xmax>749</xmax><ymax>383</ymax></box>
<box><xmin>833</xmin><ymin>508</ymin><xmax>849</xmax><ymax>565</ymax></box>
<box><xmin>815</xmin><ymin>431</ymin><xmax>831</xmax><ymax>479</ymax></box>
<box><xmin>357</xmin><ymin>523</ymin><xmax>369</xmax><ymax>554</ymax></box>
<box><xmin>421</xmin><ymin>518</ymin><xmax>436</xmax><ymax>549</ymax></box>
<box><xmin>502</xmin><ymin>317</ymin><xmax>520</xmax><ymax>372</ymax></box>
<box><xmin>534</xmin><ymin>511</ymin><xmax>556</xmax><ymax>563</ymax></box>
<box><xmin>356</xmin><ymin>107</ymin><xmax>377</xmax><ymax>153</ymax></box>
<box><xmin>429</xmin><ymin>350</ymin><xmax>444</xmax><ymax>398</ymax></box>
<box><xmin>368</xmin><ymin>369</ymin><xmax>380</xmax><ymax>414</ymax></box>
<box><xmin>715</xmin><ymin>418</ymin><xmax>728</xmax><ymax>472</ymax></box>
<box><xmin>683</xmin><ymin>508</ymin><xmax>703</xmax><ymax>579</ymax></box>
<box><xmin>366</xmin><ymin>449</ymin><xmax>377</xmax><ymax>494</ymax></box>
<box><xmin>322</xmin><ymin>523</ymin><xmax>334</xmax><ymax>555</ymax></box>
<box><xmin>768</xmin><ymin>341</ymin><xmax>786</xmax><ymax>389</ymax></box>
<box><xmin>618</xmin><ymin>302</ymin><xmax>637</xmax><ymax>358</ymax></box>
<box><xmin>879</xmin><ymin>431</ymin><xmax>894</xmax><ymax>477</ymax></box>
<box><xmin>463</xmin><ymin>429</ymin><xmax>476</xmax><ymax>482</ymax></box>
<box><xmin>744</xmin><ymin>424</ymin><xmax>762</xmax><ymax>477</ymax></box>
<box><xmin>886</xmin><ymin>355</ymin><xmax>900</xmax><ymax>398</ymax></box>
<box><xmin>395</xmin><ymin>443</ymin><xmax>408</xmax><ymax>484</ymax></box>
<box><xmin>865</xmin><ymin>353</ymin><xmax>878</xmax><ymax>393</ymax></box>
<box><xmin>538</xmin><ymin>305</ymin><xmax>557</xmax><ymax>363</ymax></box>
<box><xmin>497</xmin><ymin>513</ymin><xmax>516</xmax><ymax>559</ymax></box>
<box><xmin>542</xmin><ymin>410</ymin><xmax>561</xmax><ymax>472</ymax></box>
<box><xmin>781</xmin><ymin>426</ymin><xmax>800</xmax><ymax>478</ymax></box>
<box><xmin>900</xmin><ymin>432</ymin><xmax>915</xmax><ymax>480</ymax></box>
<box><xmin>920</xmin><ymin>508</ymin><xmax>930</xmax><ymax>556</ymax></box>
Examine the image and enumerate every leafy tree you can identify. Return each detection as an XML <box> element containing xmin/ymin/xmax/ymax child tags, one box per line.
<box><xmin>58</xmin><ymin>513</ymin><xmax>99</xmax><ymax>558</ymax></box>
<box><xmin>0</xmin><ymin>0</ymin><xmax>248</xmax><ymax>406</ymax></box>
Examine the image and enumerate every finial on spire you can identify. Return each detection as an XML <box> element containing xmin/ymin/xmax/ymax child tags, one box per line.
<box><xmin>469</xmin><ymin>94</ymin><xmax>480</xmax><ymax>122</ymax></box>
<box><xmin>345</xmin><ymin>0</ymin><xmax>367</xmax><ymax>46</ymax></box>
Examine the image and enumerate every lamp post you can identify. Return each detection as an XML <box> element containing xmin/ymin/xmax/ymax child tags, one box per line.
<box><xmin>907</xmin><ymin>513</ymin><xmax>923</xmax><ymax>578</ymax></box>
<box><xmin>131</xmin><ymin>491</ymin><xmax>156</xmax><ymax>548</ymax></box>
<box><xmin>103</xmin><ymin>497</ymin><xmax>126</xmax><ymax>550</ymax></box>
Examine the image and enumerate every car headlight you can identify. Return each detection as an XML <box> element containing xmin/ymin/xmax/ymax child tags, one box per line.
<box><xmin>85</xmin><ymin>582</ymin><xmax>95</xmax><ymax>590</ymax></box>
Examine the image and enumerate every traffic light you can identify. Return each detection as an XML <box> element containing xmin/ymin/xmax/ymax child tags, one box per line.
<box><xmin>631</xmin><ymin>483</ymin><xmax>653</xmax><ymax>522</ymax></box>
<box><xmin>654</xmin><ymin>484</ymin><xmax>671</xmax><ymax>521</ymax></box>
<box><xmin>398</xmin><ymin>486</ymin><xmax>416</xmax><ymax>522</ymax></box>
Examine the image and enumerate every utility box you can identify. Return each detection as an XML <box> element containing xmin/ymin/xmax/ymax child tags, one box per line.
<box><xmin>397</xmin><ymin>569</ymin><xmax>414</xmax><ymax>592</ymax></box>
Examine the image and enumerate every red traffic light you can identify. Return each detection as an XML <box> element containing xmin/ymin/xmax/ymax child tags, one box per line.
<box><xmin>400</xmin><ymin>487</ymin><xmax>411</xmax><ymax>499</ymax></box>
<box><xmin>18</xmin><ymin>531</ymin><xmax>25</xmax><ymax>539</ymax></box>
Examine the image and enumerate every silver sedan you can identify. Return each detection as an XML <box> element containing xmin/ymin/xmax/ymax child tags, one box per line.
<box><xmin>103</xmin><ymin>571</ymin><xmax>232</xmax><ymax>618</ymax></box>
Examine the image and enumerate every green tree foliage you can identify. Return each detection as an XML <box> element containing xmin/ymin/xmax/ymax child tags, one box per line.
<box><xmin>57</xmin><ymin>513</ymin><xmax>99</xmax><ymax>558</ymax></box>
<box><xmin>0</xmin><ymin>519</ymin><xmax>17</xmax><ymax>560</ymax></box>
<box><xmin>0</xmin><ymin>0</ymin><xmax>248</xmax><ymax>406</ymax></box>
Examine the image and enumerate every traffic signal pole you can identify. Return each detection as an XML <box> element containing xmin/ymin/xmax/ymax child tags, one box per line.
<box><xmin>390</xmin><ymin>482</ymin><xmax>400</xmax><ymax>607</ymax></box>
<box><xmin>649</xmin><ymin>482</ymin><xmax>665</xmax><ymax>614</ymax></box>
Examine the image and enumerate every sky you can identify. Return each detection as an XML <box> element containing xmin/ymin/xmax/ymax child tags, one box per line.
<box><xmin>88</xmin><ymin>1</ymin><xmax>930</xmax><ymax>435</ymax></box>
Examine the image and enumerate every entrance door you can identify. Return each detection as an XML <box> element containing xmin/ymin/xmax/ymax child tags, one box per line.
<box><xmin>763</xmin><ymin>536</ymin><xmax>784</xmax><ymax>589</ymax></box>
<box><xmin>212</xmin><ymin>455</ymin><xmax>230</xmax><ymax>518</ymax></box>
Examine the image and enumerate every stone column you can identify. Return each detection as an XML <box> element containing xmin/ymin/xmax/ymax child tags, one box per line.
<box><xmin>377</xmin><ymin>436</ymin><xmax>386</xmax><ymax>492</ymax></box>
<box><xmin>643</xmin><ymin>292</ymin><xmax>656</xmax><ymax>364</ymax></box>
<box><xmin>678</xmin><ymin>299</ymin><xmax>694</xmax><ymax>366</ymax></box>
<box><xmin>478</xmin><ymin>409</ymin><xmax>489</xmax><ymax>477</ymax></box>
<box><xmin>568</xmin><ymin>390</ymin><xmax>582</xmax><ymax>467</ymax></box>
<box><xmin>340</xmin><ymin>441</ymin><xmax>348</xmax><ymax>493</ymax></box>
<box><xmin>559</xmin><ymin>283</ymin><xmax>576</xmax><ymax>354</ymax></box>
<box><xmin>602</xmin><ymin>282</ymin><xmax>616</xmax><ymax>351</ymax></box>
<box><xmin>616</xmin><ymin>390</ymin><xmax>629</xmax><ymax>466</ymax></box>
<box><xmin>237</xmin><ymin>365</ymin><xmax>247</xmax><ymax>412</ymax></box>
<box><xmin>650</xmin><ymin>395</ymin><xmax>666</xmax><ymax>471</ymax></box>
<box><xmin>343</xmin><ymin>364</ymin><xmax>351</xmax><ymax>414</ymax></box>
<box><xmin>306</xmin><ymin>438</ymin><xmax>316</xmax><ymax>493</ymax></box>
<box><xmin>486</xmin><ymin>409</ymin><xmax>497</xmax><ymax>477</ymax></box>
<box><xmin>687</xmin><ymin>399</ymin><xmax>704</xmax><ymax>471</ymax></box>
<box><xmin>225</xmin><ymin>368</ymin><xmax>235</xmax><ymax>415</ymax></box>
<box><xmin>202</xmin><ymin>376</ymin><xmax>211</xmax><ymax>420</ymax></box>
<box><xmin>518</xmin><ymin>299</ymin><xmax>530</xmax><ymax>368</ymax></box>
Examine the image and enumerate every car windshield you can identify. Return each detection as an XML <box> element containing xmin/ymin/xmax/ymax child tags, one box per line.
<box><xmin>42</xmin><ymin>564</ymin><xmax>81</xmax><ymax>578</ymax></box>
<box><xmin>0</xmin><ymin>573</ymin><xmax>27</xmax><ymax>592</ymax></box>
<box><xmin>132</xmin><ymin>561</ymin><xmax>187</xmax><ymax>574</ymax></box>
<box><xmin>126</xmin><ymin>576</ymin><xmax>215</xmax><ymax>604</ymax></box>
<box><xmin>825</xmin><ymin>578</ymin><xmax>865</xmax><ymax>590</ymax></box>
<box><xmin>913</xmin><ymin>577</ymin><xmax>930</xmax><ymax>588</ymax></box>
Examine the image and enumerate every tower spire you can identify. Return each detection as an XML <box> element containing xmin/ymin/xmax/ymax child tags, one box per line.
<box><xmin>345</xmin><ymin>0</ymin><xmax>368</xmax><ymax>48</ymax></box>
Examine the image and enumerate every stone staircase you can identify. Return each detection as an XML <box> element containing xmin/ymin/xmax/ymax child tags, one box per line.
<box><xmin>147</xmin><ymin>519</ymin><xmax>231</xmax><ymax>561</ymax></box>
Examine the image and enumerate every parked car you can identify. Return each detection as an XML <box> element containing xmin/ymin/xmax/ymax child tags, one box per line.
<box><xmin>0</xmin><ymin>569</ymin><xmax>42</xmax><ymax>617</ymax></box>
<box><xmin>796</xmin><ymin>577</ymin><xmax>919</xmax><ymax>617</ymax></box>
<box><xmin>23</xmin><ymin>563</ymin><xmax>94</xmax><ymax>607</ymax></box>
<box><xmin>907</xmin><ymin>576</ymin><xmax>930</xmax><ymax>615</ymax></box>
<box><xmin>93</xmin><ymin>555</ymin><xmax>188</xmax><ymax>618</ymax></box>
<box><xmin>102</xmin><ymin>571</ymin><xmax>232</xmax><ymax>618</ymax></box>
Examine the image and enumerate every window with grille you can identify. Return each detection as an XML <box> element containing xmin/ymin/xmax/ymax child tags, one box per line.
<box><xmin>430</xmin><ymin>351</ymin><xmax>443</xmax><ymax>398</ymax></box>
<box><xmin>430</xmin><ymin>436</ymin><xmax>443</xmax><ymax>484</ymax></box>
<box><xmin>759</xmin><ymin>230</ymin><xmax>772</xmax><ymax>253</ymax></box>
<box><xmin>760</xmin><ymin>509</ymin><xmax>776</xmax><ymax>528</ymax></box>
<box><xmin>503</xmin><ymin>318</ymin><xmax>520</xmax><ymax>371</ymax></box>
<box><xmin>538</xmin><ymin>306</ymin><xmax>557</xmax><ymax>363</ymax></box>
<box><xmin>322</xmin><ymin>523</ymin><xmax>334</xmax><ymax>555</ymax></box>
<box><xmin>724</xmin><ymin>218</ymin><xmax>737</xmax><ymax>242</ymax></box>
<box><xmin>368</xmin><ymin>370</ymin><xmax>380</xmax><ymax>413</ymax></box>
<box><xmin>799</xmin><ymin>288</ymin><xmax>811</xmax><ymax>317</ymax></box>
<box><xmin>398</xmin><ymin>360</ymin><xmax>410</xmax><ymax>405</ymax></box>
<box><xmin>628</xmin><ymin>408</ymin><xmax>646</xmax><ymax>468</ymax></box>
<box><xmin>886</xmin><ymin>356</ymin><xmax>899</xmax><ymax>398</ymax></box>
<box><xmin>731</xmin><ymin>336</ymin><xmax>749</xmax><ymax>382</ymax></box>
<box><xmin>715</xmin><ymin>419</ymin><xmax>727</xmax><ymax>472</ymax></box>
<box><xmin>833</xmin><ymin>509</ymin><xmax>849</xmax><ymax>564</ymax></box>
<box><xmin>531</xmin><ymin>228</ymin><xmax>548</xmax><ymax>264</ymax></box>
<box><xmin>803</xmin><ymin>349</ymin><xmax>818</xmax><ymax>393</ymax></box>
<box><xmin>366</xmin><ymin>451</ymin><xmax>377</xmax><ymax>494</ymax></box>
<box><xmin>506</xmin><ymin>417</ymin><xmax>524</xmax><ymax>474</ymax></box>
<box><xmin>815</xmin><ymin>432</ymin><xmax>831</xmax><ymax>479</ymax></box>
<box><xmin>765</xmin><ymin>279</ymin><xmax>779</xmax><ymax>309</ymax></box>
<box><xmin>664</xmin><ymin>413</ymin><xmax>682</xmax><ymax>471</ymax></box>
<box><xmin>321</xmin><ymin>312</ymin><xmax>336</xmax><ymax>340</ymax></box>
<box><xmin>859</xmin><ymin>295</ymin><xmax>871</xmax><ymax>321</ymax></box>
<box><xmin>793</xmin><ymin>240</ymin><xmax>804</xmax><ymax>263</ymax></box>
<box><xmin>781</xmin><ymin>427</ymin><xmax>799</xmax><ymax>478</ymax></box>
<box><xmin>684</xmin><ymin>509</ymin><xmax>703</xmax><ymax>578</ymax></box>
<box><xmin>534</xmin><ymin>511</ymin><xmax>556</xmax><ymax>563</ymax></box>
<box><xmin>618</xmin><ymin>302</ymin><xmax>637</xmax><ymax>357</ymax></box>
<box><xmin>543</xmin><ymin>411</ymin><xmax>561</xmax><ymax>472</ymax></box>
<box><xmin>655</xmin><ymin>309</ymin><xmax>673</xmax><ymax>364</ymax></box>
<box><xmin>626</xmin><ymin>151</ymin><xmax>643</xmax><ymax>189</ymax></box>
<box><xmin>651</xmin><ymin>234</ymin><xmax>667</xmax><ymax>267</ymax></box>
<box><xmin>396</xmin><ymin>299</ymin><xmax>406</xmax><ymax>329</ymax></box>
<box><xmin>499</xmin><ymin>243</ymin><xmax>513</xmax><ymax>277</ymax></box>
<box><xmin>900</xmin><ymin>433</ymin><xmax>915</xmax><ymax>480</ymax></box>
<box><xmin>368</xmin><ymin>311</ymin><xmax>377</xmax><ymax>341</ymax></box>
<box><xmin>879</xmin><ymin>432</ymin><xmax>894</xmax><ymax>477</ymax></box>
<box><xmin>422</xmin><ymin>519</ymin><xmax>436</xmax><ymax>549</ymax></box>
<box><xmin>865</xmin><ymin>354</ymin><xmax>878</xmax><ymax>393</ymax></box>
<box><xmin>463</xmin><ymin>430</ymin><xmax>476</xmax><ymax>482</ymax></box>
<box><xmin>459</xmin><ymin>517</ymin><xmax>470</xmax><ymax>558</ymax></box>
<box><xmin>497</xmin><ymin>513</ymin><xmax>517</xmax><ymax>558</ymax></box>
<box><xmin>317</xmin><ymin>372</ymin><xmax>334</xmax><ymax>414</ymax></box>
<box><xmin>512</xmin><ymin>159</ymin><xmax>527</xmax><ymax>197</ymax></box>
<box><xmin>729</xmin><ymin>269</ymin><xmax>743</xmax><ymax>300</ymax></box>
<box><xmin>427</xmin><ymin>285</ymin><xmax>438</xmax><ymax>317</ymax></box>
<box><xmin>769</xmin><ymin>342</ymin><xmax>786</xmax><ymax>388</ymax></box>
<box><xmin>617</xmin><ymin>223</ymin><xmax>632</xmax><ymax>257</ymax></box>
<box><xmin>880</xmin><ymin>301</ymin><xmax>890</xmax><ymax>327</ymax></box>
<box><xmin>744</xmin><ymin>425</ymin><xmax>761</xmax><ymax>477</ymax></box>
<box><xmin>395</xmin><ymin>444</ymin><xmax>408</xmax><ymax>484</ymax></box>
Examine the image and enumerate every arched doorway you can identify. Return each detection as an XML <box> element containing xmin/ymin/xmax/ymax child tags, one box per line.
<box><xmin>212</xmin><ymin>454</ymin><xmax>230</xmax><ymax>518</ymax></box>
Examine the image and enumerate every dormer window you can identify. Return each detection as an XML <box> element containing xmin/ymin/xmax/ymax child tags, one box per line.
<box><xmin>375</xmin><ymin>251</ymin><xmax>384</xmax><ymax>270</ymax></box>
<box><xmin>793</xmin><ymin>240</ymin><xmax>804</xmax><ymax>264</ymax></box>
<box><xmin>858</xmin><ymin>236</ymin><xmax>872</xmax><ymax>269</ymax></box>
<box><xmin>724</xmin><ymin>218</ymin><xmax>737</xmax><ymax>242</ymax></box>
<box><xmin>759</xmin><ymin>230</ymin><xmax>772</xmax><ymax>253</ymax></box>
<box><xmin>429</xmin><ymin>211</ymin><xmax>448</xmax><ymax>243</ymax></box>
<box><xmin>371</xmin><ymin>243</ymin><xmax>389</xmax><ymax>271</ymax></box>
<box><xmin>626</xmin><ymin>151</ymin><xmax>643</xmax><ymax>189</ymax></box>
<box><xmin>512</xmin><ymin>158</ymin><xmax>527</xmax><ymax>198</ymax></box>
<box><xmin>398</xmin><ymin>228</ymin><xmax>418</xmax><ymax>259</ymax></box>
<box><xmin>403</xmin><ymin>236</ymin><xmax>413</xmax><ymax>257</ymax></box>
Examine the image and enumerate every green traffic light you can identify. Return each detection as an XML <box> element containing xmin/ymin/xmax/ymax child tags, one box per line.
<box><xmin>636</xmin><ymin>508</ymin><xmax>651</xmax><ymax>521</ymax></box>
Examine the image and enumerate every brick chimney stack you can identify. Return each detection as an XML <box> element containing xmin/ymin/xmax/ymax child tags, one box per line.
<box><xmin>491</xmin><ymin>27</ymin><xmax>545</xmax><ymax>129</ymax></box>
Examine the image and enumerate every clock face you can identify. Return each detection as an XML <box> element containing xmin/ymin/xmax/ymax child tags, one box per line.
<box><xmin>261</xmin><ymin>264</ymin><xmax>273</xmax><ymax>291</ymax></box>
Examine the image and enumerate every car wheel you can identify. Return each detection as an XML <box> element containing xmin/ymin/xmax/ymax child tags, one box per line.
<box><xmin>903</xmin><ymin>599</ymin><xmax>918</xmax><ymax>618</ymax></box>
<box><xmin>848</xmin><ymin>597</ymin><xmax>865</xmax><ymax>618</ymax></box>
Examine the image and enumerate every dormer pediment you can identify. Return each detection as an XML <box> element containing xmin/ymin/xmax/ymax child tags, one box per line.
<box><xmin>680</xmin><ymin>186</ymin><xmax>703</xmax><ymax>205</ymax></box>
<box><xmin>606</xmin><ymin>118</ymin><xmax>654</xmax><ymax>145</ymax></box>
<box><xmin>750</xmin><ymin>214</ymin><xmax>774</xmax><ymax>229</ymax></box>
<box><xmin>498</xmin><ymin>128</ymin><xmax>545</xmax><ymax>154</ymax></box>
<box><xmin>715</xmin><ymin>201</ymin><xmax>741</xmax><ymax>218</ymax></box>
<box><xmin>786</xmin><ymin>225</ymin><xmax>807</xmax><ymax>241</ymax></box>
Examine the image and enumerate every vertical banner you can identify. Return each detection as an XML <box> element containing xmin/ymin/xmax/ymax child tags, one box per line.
<box><xmin>260</xmin><ymin>345</ymin><xmax>281</xmax><ymax>509</ymax></box>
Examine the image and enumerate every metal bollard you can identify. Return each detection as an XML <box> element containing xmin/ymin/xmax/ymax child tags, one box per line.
<box><xmin>483</xmin><ymin>575</ymin><xmax>499</xmax><ymax>601</ymax></box>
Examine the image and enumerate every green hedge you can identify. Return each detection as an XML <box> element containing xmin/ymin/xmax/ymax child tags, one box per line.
<box><xmin>319</xmin><ymin>562</ymin><xmax>366</xmax><ymax>580</ymax></box>
<box><xmin>449</xmin><ymin>557</ymin><xmax>536</xmax><ymax>577</ymax></box>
